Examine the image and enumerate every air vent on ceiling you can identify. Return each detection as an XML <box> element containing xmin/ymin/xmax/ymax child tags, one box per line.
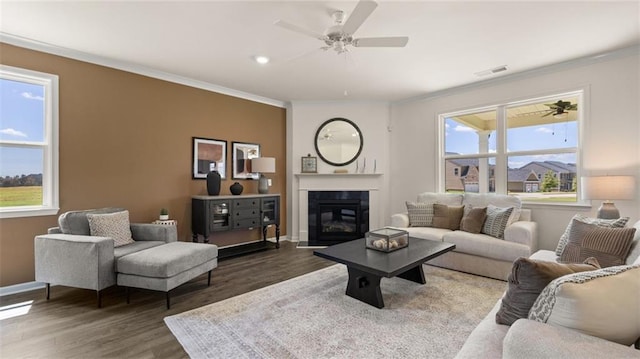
<box><xmin>474</xmin><ymin>65</ymin><xmax>508</xmax><ymax>77</ymax></box>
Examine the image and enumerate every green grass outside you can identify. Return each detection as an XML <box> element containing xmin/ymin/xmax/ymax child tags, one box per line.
<box><xmin>0</xmin><ymin>186</ymin><xmax>43</xmax><ymax>207</ymax></box>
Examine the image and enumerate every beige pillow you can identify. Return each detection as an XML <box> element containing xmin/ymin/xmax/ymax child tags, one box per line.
<box><xmin>432</xmin><ymin>204</ymin><xmax>465</xmax><ymax>230</ymax></box>
<box><xmin>460</xmin><ymin>206</ymin><xmax>487</xmax><ymax>234</ymax></box>
<box><xmin>406</xmin><ymin>201</ymin><xmax>434</xmax><ymax>227</ymax></box>
<box><xmin>555</xmin><ymin>215</ymin><xmax>630</xmax><ymax>256</ymax></box>
<box><xmin>495</xmin><ymin>257</ymin><xmax>600</xmax><ymax>326</ymax></box>
<box><xmin>529</xmin><ymin>265</ymin><xmax>640</xmax><ymax>346</ymax></box>
<box><xmin>87</xmin><ymin>210</ymin><xmax>135</xmax><ymax>247</ymax></box>
<box><xmin>560</xmin><ymin>219</ymin><xmax>636</xmax><ymax>267</ymax></box>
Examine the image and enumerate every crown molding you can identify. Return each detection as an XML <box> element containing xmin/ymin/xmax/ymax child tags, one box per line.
<box><xmin>0</xmin><ymin>32</ymin><xmax>287</xmax><ymax>108</ymax></box>
<box><xmin>395</xmin><ymin>45</ymin><xmax>640</xmax><ymax>105</ymax></box>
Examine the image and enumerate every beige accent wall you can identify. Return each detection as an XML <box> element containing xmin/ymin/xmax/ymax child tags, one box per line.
<box><xmin>0</xmin><ymin>43</ymin><xmax>287</xmax><ymax>287</ymax></box>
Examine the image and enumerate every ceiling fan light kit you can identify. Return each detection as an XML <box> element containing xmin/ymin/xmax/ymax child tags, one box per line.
<box><xmin>275</xmin><ymin>0</ymin><xmax>409</xmax><ymax>55</ymax></box>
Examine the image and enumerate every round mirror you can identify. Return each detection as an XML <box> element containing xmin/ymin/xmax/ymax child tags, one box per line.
<box><xmin>314</xmin><ymin>118</ymin><xmax>363</xmax><ymax>166</ymax></box>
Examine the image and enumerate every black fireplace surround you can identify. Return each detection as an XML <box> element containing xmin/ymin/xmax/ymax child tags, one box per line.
<box><xmin>308</xmin><ymin>191</ymin><xmax>369</xmax><ymax>246</ymax></box>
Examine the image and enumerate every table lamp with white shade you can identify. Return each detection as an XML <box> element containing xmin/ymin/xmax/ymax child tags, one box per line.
<box><xmin>580</xmin><ymin>175</ymin><xmax>635</xmax><ymax>219</ymax></box>
<box><xmin>251</xmin><ymin>157</ymin><xmax>276</xmax><ymax>194</ymax></box>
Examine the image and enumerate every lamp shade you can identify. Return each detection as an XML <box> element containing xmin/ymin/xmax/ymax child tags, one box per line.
<box><xmin>251</xmin><ymin>157</ymin><xmax>275</xmax><ymax>173</ymax></box>
<box><xmin>581</xmin><ymin>176</ymin><xmax>635</xmax><ymax>200</ymax></box>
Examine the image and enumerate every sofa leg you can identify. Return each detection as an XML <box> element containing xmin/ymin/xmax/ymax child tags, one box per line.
<box><xmin>126</xmin><ymin>287</ymin><xmax>130</xmax><ymax>304</ymax></box>
<box><xmin>96</xmin><ymin>290</ymin><xmax>102</xmax><ymax>308</ymax></box>
<box><xmin>45</xmin><ymin>283</ymin><xmax>50</xmax><ymax>300</ymax></box>
<box><xmin>207</xmin><ymin>270</ymin><xmax>212</xmax><ymax>286</ymax></box>
<box><xmin>166</xmin><ymin>290</ymin><xmax>171</xmax><ymax>310</ymax></box>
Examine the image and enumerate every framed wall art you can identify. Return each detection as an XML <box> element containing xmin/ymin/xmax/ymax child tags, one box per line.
<box><xmin>192</xmin><ymin>137</ymin><xmax>227</xmax><ymax>179</ymax></box>
<box><xmin>301</xmin><ymin>154</ymin><xmax>317</xmax><ymax>173</ymax></box>
<box><xmin>232</xmin><ymin>142</ymin><xmax>260</xmax><ymax>180</ymax></box>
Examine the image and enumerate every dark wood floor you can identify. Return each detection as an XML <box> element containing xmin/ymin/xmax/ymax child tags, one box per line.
<box><xmin>0</xmin><ymin>241</ymin><xmax>334</xmax><ymax>359</ymax></box>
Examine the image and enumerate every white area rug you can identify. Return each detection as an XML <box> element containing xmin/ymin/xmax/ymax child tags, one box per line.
<box><xmin>164</xmin><ymin>264</ymin><xmax>505</xmax><ymax>359</ymax></box>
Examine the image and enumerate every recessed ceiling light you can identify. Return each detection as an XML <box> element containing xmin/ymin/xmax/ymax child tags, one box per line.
<box><xmin>254</xmin><ymin>55</ymin><xmax>270</xmax><ymax>65</ymax></box>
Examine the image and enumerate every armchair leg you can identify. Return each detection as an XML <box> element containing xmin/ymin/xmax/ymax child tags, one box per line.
<box><xmin>166</xmin><ymin>290</ymin><xmax>171</xmax><ymax>310</ymax></box>
<box><xmin>126</xmin><ymin>287</ymin><xmax>130</xmax><ymax>304</ymax></box>
<box><xmin>207</xmin><ymin>270</ymin><xmax>212</xmax><ymax>286</ymax></box>
<box><xmin>97</xmin><ymin>290</ymin><xmax>102</xmax><ymax>308</ymax></box>
<box><xmin>45</xmin><ymin>283</ymin><xmax>50</xmax><ymax>300</ymax></box>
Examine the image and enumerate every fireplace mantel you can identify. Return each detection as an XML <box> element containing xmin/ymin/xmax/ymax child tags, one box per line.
<box><xmin>296</xmin><ymin>173</ymin><xmax>383</xmax><ymax>242</ymax></box>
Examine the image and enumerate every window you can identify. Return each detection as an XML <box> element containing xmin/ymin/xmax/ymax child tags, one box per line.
<box><xmin>0</xmin><ymin>65</ymin><xmax>58</xmax><ymax>218</ymax></box>
<box><xmin>440</xmin><ymin>91</ymin><xmax>582</xmax><ymax>203</ymax></box>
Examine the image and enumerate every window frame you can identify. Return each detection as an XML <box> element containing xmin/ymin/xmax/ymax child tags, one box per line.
<box><xmin>438</xmin><ymin>89</ymin><xmax>585</xmax><ymax>205</ymax></box>
<box><xmin>0</xmin><ymin>65</ymin><xmax>59</xmax><ymax>218</ymax></box>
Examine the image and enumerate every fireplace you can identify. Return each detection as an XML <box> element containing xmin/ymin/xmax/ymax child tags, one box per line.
<box><xmin>308</xmin><ymin>191</ymin><xmax>369</xmax><ymax>246</ymax></box>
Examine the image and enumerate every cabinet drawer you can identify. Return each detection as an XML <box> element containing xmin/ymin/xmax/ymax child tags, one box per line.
<box><xmin>233</xmin><ymin>218</ymin><xmax>259</xmax><ymax>229</ymax></box>
<box><xmin>234</xmin><ymin>208</ymin><xmax>259</xmax><ymax>219</ymax></box>
<box><xmin>233</xmin><ymin>198</ymin><xmax>260</xmax><ymax>209</ymax></box>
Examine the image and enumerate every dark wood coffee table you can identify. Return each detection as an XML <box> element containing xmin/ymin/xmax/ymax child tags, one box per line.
<box><xmin>314</xmin><ymin>237</ymin><xmax>455</xmax><ymax>308</ymax></box>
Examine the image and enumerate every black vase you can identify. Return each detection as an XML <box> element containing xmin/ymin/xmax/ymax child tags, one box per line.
<box><xmin>230</xmin><ymin>182</ymin><xmax>244</xmax><ymax>195</ymax></box>
<box><xmin>206</xmin><ymin>171</ymin><xmax>221</xmax><ymax>195</ymax></box>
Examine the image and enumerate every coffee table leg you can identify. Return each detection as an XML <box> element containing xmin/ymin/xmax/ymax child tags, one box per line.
<box><xmin>346</xmin><ymin>266</ymin><xmax>384</xmax><ymax>309</ymax></box>
<box><xmin>397</xmin><ymin>264</ymin><xmax>426</xmax><ymax>284</ymax></box>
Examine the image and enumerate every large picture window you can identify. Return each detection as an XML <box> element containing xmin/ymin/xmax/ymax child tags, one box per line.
<box><xmin>440</xmin><ymin>91</ymin><xmax>581</xmax><ymax>203</ymax></box>
<box><xmin>0</xmin><ymin>65</ymin><xmax>59</xmax><ymax>218</ymax></box>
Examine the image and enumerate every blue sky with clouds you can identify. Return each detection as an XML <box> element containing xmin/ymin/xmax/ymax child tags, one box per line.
<box><xmin>0</xmin><ymin>78</ymin><xmax>45</xmax><ymax>177</ymax></box>
<box><xmin>445</xmin><ymin>118</ymin><xmax>577</xmax><ymax>169</ymax></box>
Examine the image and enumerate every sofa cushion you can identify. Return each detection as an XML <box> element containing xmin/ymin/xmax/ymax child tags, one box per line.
<box><xmin>114</xmin><ymin>240</ymin><xmax>166</xmax><ymax>269</ymax></box>
<box><xmin>432</xmin><ymin>204</ymin><xmax>465</xmax><ymax>230</ymax></box>
<box><xmin>460</xmin><ymin>206</ymin><xmax>487</xmax><ymax>234</ymax></box>
<box><xmin>481</xmin><ymin>205</ymin><xmax>514</xmax><ymax>239</ymax></box>
<box><xmin>406</xmin><ymin>201</ymin><xmax>434</xmax><ymax>227</ymax></box>
<box><xmin>560</xmin><ymin>219</ymin><xmax>635</xmax><ymax>267</ymax></box>
<box><xmin>442</xmin><ymin>230</ymin><xmax>531</xmax><ymax>262</ymax></box>
<box><xmin>58</xmin><ymin>207</ymin><xmax>125</xmax><ymax>235</ymax></box>
<box><xmin>462</xmin><ymin>193</ymin><xmax>521</xmax><ymax>225</ymax></box>
<box><xmin>495</xmin><ymin>257</ymin><xmax>600</xmax><ymax>326</ymax></box>
<box><xmin>86</xmin><ymin>210</ymin><xmax>135</xmax><ymax>247</ymax></box>
<box><xmin>117</xmin><ymin>242</ymin><xmax>219</xmax><ymax>278</ymax></box>
<box><xmin>529</xmin><ymin>264</ymin><xmax>640</xmax><ymax>346</ymax></box>
<box><xmin>555</xmin><ymin>214</ymin><xmax>630</xmax><ymax>256</ymax></box>
<box><xmin>403</xmin><ymin>227</ymin><xmax>451</xmax><ymax>241</ymax></box>
<box><xmin>416</xmin><ymin>192</ymin><xmax>463</xmax><ymax>206</ymax></box>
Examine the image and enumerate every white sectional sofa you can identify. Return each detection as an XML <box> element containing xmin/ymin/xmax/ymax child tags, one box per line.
<box><xmin>456</xmin><ymin>220</ymin><xmax>640</xmax><ymax>358</ymax></box>
<box><xmin>390</xmin><ymin>192</ymin><xmax>538</xmax><ymax>280</ymax></box>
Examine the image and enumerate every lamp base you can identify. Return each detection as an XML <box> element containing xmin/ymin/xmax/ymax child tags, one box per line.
<box><xmin>596</xmin><ymin>202</ymin><xmax>620</xmax><ymax>219</ymax></box>
<box><xmin>258</xmin><ymin>174</ymin><xmax>269</xmax><ymax>194</ymax></box>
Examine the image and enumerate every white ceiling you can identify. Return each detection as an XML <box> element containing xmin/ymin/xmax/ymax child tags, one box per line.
<box><xmin>1</xmin><ymin>1</ymin><xmax>639</xmax><ymax>104</ymax></box>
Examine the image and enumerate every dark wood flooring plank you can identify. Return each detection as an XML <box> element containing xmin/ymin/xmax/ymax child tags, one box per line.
<box><xmin>0</xmin><ymin>241</ymin><xmax>333</xmax><ymax>359</ymax></box>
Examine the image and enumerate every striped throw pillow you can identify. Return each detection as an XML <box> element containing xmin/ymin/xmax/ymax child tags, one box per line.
<box><xmin>555</xmin><ymin>215</ymin><xmax>630</xmax><ymax>256</ymax></box>
<box><xmin>481</xmin><ymin>205</ymin><xmax>514</xmax><ymax>239</ymax></box>
<box><xmin>406</xmin><ymin>201</ymin><xmax>435</xmax><ymax>227</ymax></box>
<box><xmin>560</xmin><ymin>219</ymin><xmax>636</xmax><ymax>267</ymax></box>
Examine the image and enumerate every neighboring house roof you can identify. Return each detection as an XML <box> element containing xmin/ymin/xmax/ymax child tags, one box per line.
<box><xmin>520</xmin><ymin>161</ymin><xmax>575</xmax><ymax>173</ymax></box>
<box><xmin>507</xmin><ymin>169</ymin><xmax>539</xmax><ymax>182</ymax></box>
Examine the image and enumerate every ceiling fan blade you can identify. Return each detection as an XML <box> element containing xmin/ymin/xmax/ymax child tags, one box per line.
<box><xmin>274</xmin><ymin>20</ymin><xmax>327</xmax><ymax>40</ymax></box>
<box><xmin>541</xmin><ymin>111</ymin><xmax>554</xmax><ymax>117</ymax></box>
<box><xmin>342</xmin><ymin>0</ymin><xmax>378</xmax><ymax>36</ymax></box>
<box><xmin>354</xmin><ymin>37</ymin><xmax>409</xmax><ymax>47</ymax></box>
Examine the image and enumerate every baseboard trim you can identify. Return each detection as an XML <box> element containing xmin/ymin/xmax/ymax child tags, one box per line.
<box><xmin>0</xmin><ymin>281</ymin><xmax>45</xmax><ymax>297</ymax></box>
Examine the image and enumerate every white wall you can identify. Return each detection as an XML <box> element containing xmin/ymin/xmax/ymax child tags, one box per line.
<box><xmin>286</xmin><ymin>101</ymin><xmax>391</xmax><ymax>241</ymax></box>
<box><xmin>390</xmin><ymin>51</ymin><xmax>640</xmax><ymax>251</ymax></box>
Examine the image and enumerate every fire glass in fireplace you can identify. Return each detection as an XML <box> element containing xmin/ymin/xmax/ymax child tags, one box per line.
<box><xmin>308</xmin><ymin>191</ymin><xmax>369</xmax><ymax>246</ymax></box>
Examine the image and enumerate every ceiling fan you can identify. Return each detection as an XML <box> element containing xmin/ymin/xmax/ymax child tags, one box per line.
<box><xmin>274</xmin><ymin>0</ymin><xmax>409</xmax><ymax>55</ymax></box>
<box><xmin>542</xmin><ymin>100</ymin><xmax>578</xmax><ymax>118</ymax></box>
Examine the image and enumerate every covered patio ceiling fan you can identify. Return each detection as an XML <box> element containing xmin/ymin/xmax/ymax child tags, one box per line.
<box><xmin>274</xmin><ymin>0</ymin><xmax>409</xmax><ymax>54</ymax></box>
<box><xmin>542</xmin><ymin>100</ymin><xmax>578</xmax><ymax>118</ymax></box>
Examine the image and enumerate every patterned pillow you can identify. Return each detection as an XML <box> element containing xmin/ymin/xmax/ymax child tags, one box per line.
<box><xmin>87</xmin><ymin>210</ymin><xmax>135</xmax><ymax>247</ymax></box>
<box><xmin>495</xmin><ymin>257</ymin><xmax>600</xmax><ymax>326</ymax></box>
<box><xmin>529</xmin><ymin>265</ymin><xmax>640</xmax><ymax>346</ymax></box>
<box><xmin>555</xmin><ymin>215</ymin><xmax>630</xmax><ymax>256</ymax></box>
<box><xmin>432</xmin><ymin>204</ymin><xmax>465</xmax><ymax>230</ymax></box>
<box><xmin>460</xmin><ymin>206</ymin><xmax>487</xmax><ymax>234</ymax></box>
<box><xmin>405</xmin><ymin>202</ymin><xmax>435</xmax><ymax>227</ymax></box>
<box><xmin>560</xmin><ymin>219</ymin><xmax>636</xmax><ymax>267</ymax></box>
<box><xmin>482</xmin><ymin>205</ymin><xmax>514</xmax><ymax>239</ymax></box>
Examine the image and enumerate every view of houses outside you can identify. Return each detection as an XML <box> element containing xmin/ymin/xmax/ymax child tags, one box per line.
<box><xmin>443</xmin><ymin>95</ymin><xmax>579</xmax><ymax>202</ymax></box>
<box><xmin>0</xmin><ymin>78</ymin><xmax>45</xmax><ymax>207</ymax></box>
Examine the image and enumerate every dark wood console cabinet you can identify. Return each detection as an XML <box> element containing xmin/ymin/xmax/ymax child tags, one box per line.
<box><xmin>191</xmin><ymin>194</ymin><xmax>280</xmax><ymax>258</ymax></box>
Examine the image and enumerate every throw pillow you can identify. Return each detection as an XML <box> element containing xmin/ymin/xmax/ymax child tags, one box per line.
<box><xmin>495</xmin><ymin>257</ymin><xmax>600</xmax><ymax>326</ymax></box>
<box><xmin>529</xmin><ymin>264</ymin><xmax>640</xmax><ymax>346</ymax></box>
<box><xmin>555</xmin><ymin>214</ymin><xmax>630</xmax><ymax>256</ymax></box>
<box><xmin>87</xmin><ymin>210</ymin><xmax>135</xmax><ymax>247</ymax></box>
<box><xmin>460</xmin><ymin>206</ymin><xmax>487</xmax><ymax>234</ymax></box>
<box><xmin>405</xmin><ymin>201</ymin><xmax>435</xmax><ymax>227</ymax></box>
<box><xmin>432</xmin><ymin>204</ymin><xmax>465</xmax><ymax>230</ymax></box>
<box><xmin>481</xmin><ymin>205</ymin><xmax>514</xmax><ymax>239</ymax></box>
<box><xmin>560</xmin><ymin>219</ymin><xmax>636</xmax><ymax>267</ymax></box>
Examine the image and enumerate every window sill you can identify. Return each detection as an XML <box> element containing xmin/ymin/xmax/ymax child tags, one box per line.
<box><xmin>521</xmin><ymin>201</ymin><xmax>591</xmax><ymax>210</ymax></box>
<box><xmin>0</xmin><ymin>206</ymin><xmax>60</xmax><ymax>219</ymax></box>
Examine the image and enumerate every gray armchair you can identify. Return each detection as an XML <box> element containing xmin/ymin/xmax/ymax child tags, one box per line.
<box><xmin>34</xmin><ymin>208</ymin><xmax>177</xmax><ymax>307</ymax></box>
